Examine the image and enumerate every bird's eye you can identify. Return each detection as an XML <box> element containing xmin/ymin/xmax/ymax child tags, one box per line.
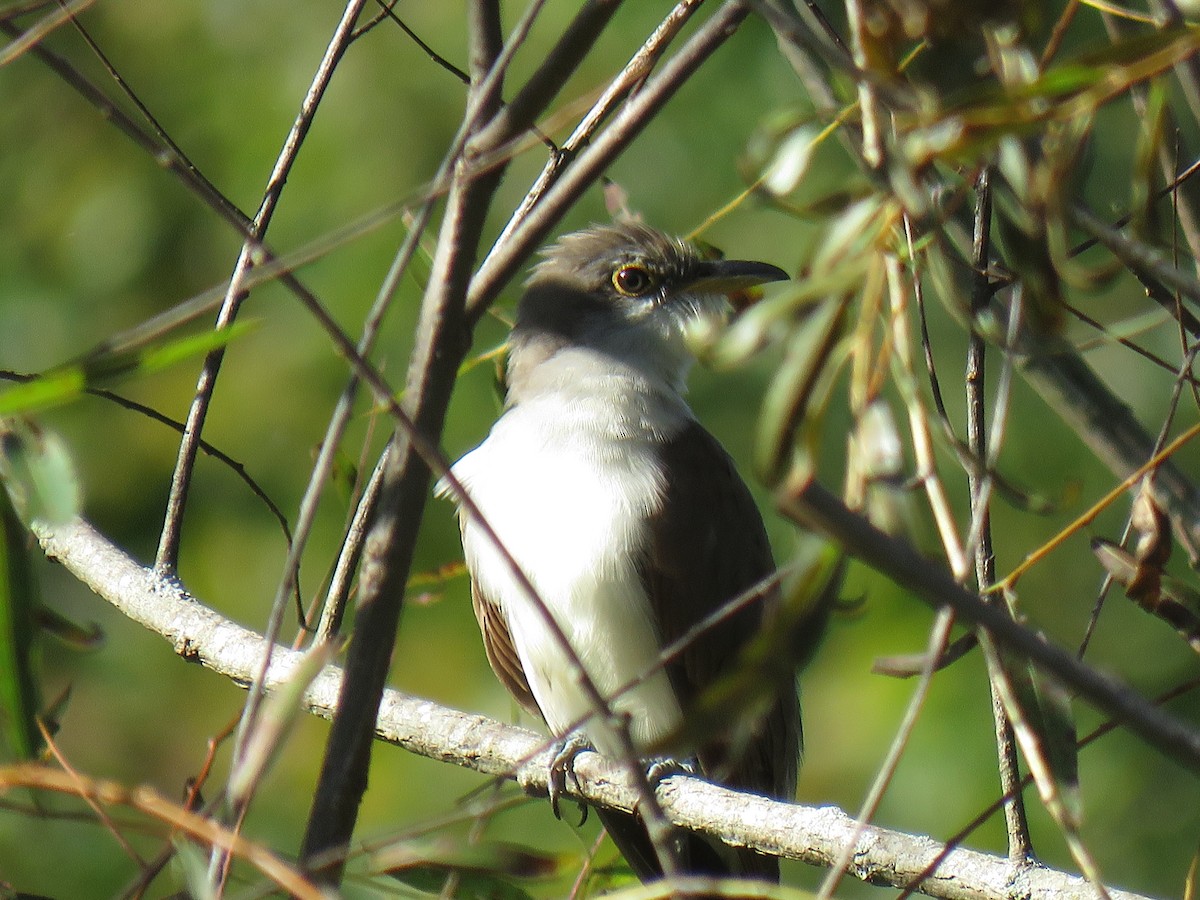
<box><xmin>612</xmin><ymin>265</ymin><xmax>656</xmax><ymax>297</ymax></box>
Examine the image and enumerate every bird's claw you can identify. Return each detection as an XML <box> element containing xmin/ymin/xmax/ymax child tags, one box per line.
<box><xmin>549</xmin><ymin>731</ymin><xmax>592</xmax><ymax>822</ymax></box>
<box><xmin>643</xmin><ymin>755</ymin><xmax>700</xmax><ymax>788</ymax></box>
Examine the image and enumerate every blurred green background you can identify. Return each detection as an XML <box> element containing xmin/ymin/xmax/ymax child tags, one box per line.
<box><xmin>1</xmin><ymin>2</ymin><xmax>1198</xmax><ymax>897</ymax></box>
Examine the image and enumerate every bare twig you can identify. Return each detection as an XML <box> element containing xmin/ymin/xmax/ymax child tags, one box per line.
<box><xmin>490</xmin><ymin>0</ymin><xmax>706</xmax><ymax>252</ymax></box>
<box><xmin>816</xmin><ymin>606</ymin><xmax>957</xmax><ymax>900</ymax></box>
<box><xmin>156</xmin><ymin>0</ymin><xmax>372</xmax><ymax>576</ymax></box>
<box><xmin>296</xmin><ymin>0</ymin><xmax>507</xmax><ymax>876</ymax></box>
<box><xmin>965</xmin><ymin>169</ymin><xmax>1033</xmax><ymax>863</ymax></box>
<box><xmin>468</xmin><ymin>1</ymin><xmax>753</xmax><ymax>319</ymax></box>
<box><xmin>0</xmin><ymin>0</ymin><xmax>94</xmax><ymax>65</ymax></box>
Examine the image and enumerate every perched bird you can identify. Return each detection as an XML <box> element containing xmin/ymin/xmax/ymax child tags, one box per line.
<box><xmin>440</xmin><ymin>222</ymin><xmax>798</xmax><ymax>881</ymax></box>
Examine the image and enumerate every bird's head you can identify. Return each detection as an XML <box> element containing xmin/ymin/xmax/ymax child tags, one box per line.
<box><xmin>513</xmin><ymin>222</ymin><xmax>788</xmax><ymax>388</ymax></box>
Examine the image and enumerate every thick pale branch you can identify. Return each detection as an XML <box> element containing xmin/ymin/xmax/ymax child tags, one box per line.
<box><xmin>34</xmin><ymin>517</ymin><xmax>1154</xmax><ymax>900</ymax></box>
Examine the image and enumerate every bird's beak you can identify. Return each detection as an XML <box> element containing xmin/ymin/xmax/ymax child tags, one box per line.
<box><xmin>683</xmin><ymin>258</ymin><xmax>790</xmax><ymax>296</ymax></box>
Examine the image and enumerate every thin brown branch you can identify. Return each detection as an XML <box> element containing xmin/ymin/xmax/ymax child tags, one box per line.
<box><xmin>966</xmin><ymin>169</ymin><xmax>1033</xmax><ymax>863</ymax></box>
<box><xmin>156</xmin><ymin>0</ymin><xmax>372</xmax><ymax>575</ymax></box>
<box><xmin>297</xmin><ymin>0</ymin><xmax>507</xmax><ymax>880</ymax></box>
<box><xmin>490</xmin><ymin>0</ymin><xmax>705</xmax><ymax>253</ymax></box>
<box><xmin>467</xmin><ymin>1</ymin><xmax>753</xmax><ymax>320</ymax></box>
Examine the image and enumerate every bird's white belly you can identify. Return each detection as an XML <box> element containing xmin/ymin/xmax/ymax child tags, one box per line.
<box><xmin>451</xmin><ymin>414</ymin><xmax>684</xmax><ymax>755</ymax></box>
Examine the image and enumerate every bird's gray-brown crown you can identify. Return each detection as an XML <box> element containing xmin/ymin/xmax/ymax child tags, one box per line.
<box><xmin>516</xmin><ymin>222</ymin><xmax>789</xmax><ymax>344</ymax></box>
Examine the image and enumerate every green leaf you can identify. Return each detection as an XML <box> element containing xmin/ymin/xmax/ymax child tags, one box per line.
<box><xmin>375</xmin><ymin>838</ymin><xmax>560</xmax><ymax>899</ymax></box>
<box><xmin>0</xmin><ymin>321</ymin><xmax>255</xmax><ymax>417</ymax></box>
<box><xmin>36</xmin><ymin>606</ymin><xmax>103</xmax><ymax>650</ymax></box>
<box><xmin>759</xmin><ymin>125</ymin><xmax>820</xmax><ymax>198</ymax></box>
<box><xmin>227</xmin><ymin>640</ymin><xmax>339</xmax><ymax>807</ymax></box>
<box><xmin>171</xmin><ymin>835</ymin><xmax>217</xmax><ymax>900</ymax></box>
<box><xmin>982</xmin><ymin>624</ymin><xmax>1080</xmax><ymax>824</ymax></box>
<box><xmin>755</xmin><ymin>296</ymin><xmax>849</xmax><ymax>485</ymax></box>
<box><xmin>0</xmin><ymin>419</ymin><xmax>82</xmax><ymax>528</ymax></box>
<box><xmin>0</xmin><ymin>490</ymin><xmax>42</xmax><ymax>762</ymax></box>
<box><xmin>0</xmin><ymin>370</ymin><xmax>85</xmax><ymax>420</ymax></box>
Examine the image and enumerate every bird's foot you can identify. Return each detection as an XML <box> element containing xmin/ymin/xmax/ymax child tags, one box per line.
<box><xmin>643</xmin><ymin>755</ymin><xmax>701</xmax><ymax>788</ymax></box>
<box><xmin>548</xmin><ymin>730</ymin><xmax>593</xmax><ymax>822</ymax></box>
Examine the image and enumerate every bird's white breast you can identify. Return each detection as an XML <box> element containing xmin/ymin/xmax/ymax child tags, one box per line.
<box><xmin>445</xmin><ymin>352</ymin><xmax>691</xmax><ymax>754</ymax></box>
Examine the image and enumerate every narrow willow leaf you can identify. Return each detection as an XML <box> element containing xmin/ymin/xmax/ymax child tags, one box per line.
<box><xmin>171</xmin><ymin>836</ymin><xmax>217</xmax><ymax>900</ymax></box>
<box><xmin>710</xmin><ymin>265</ymin><xmax>866</xmax><ymax>368</ymax></box>
<box><xmin>227</xmin><ymin>640</ymin><xmax>339</xmax><ymax>807</ymax></box>
<box><xmin>0</xmin><ymin>419</ymin><xmax>82</xmax><ymax>528</ymax></box>
<box><xmin>813</xmin><ymin>196</ymin><xmax>887</xmax><ymax>274</ymax></box>
<box><xmin>0</xmin><ymin>491</ymin><xmax>42</xmax><ymax>761</ymax></box>
<box><xmin>851</xmin><ymin>399</ymin><xmax>911</xmax><ymax>536</ymax></box>
<box><xmin>0</xmin><ymin>321</ymin><xmax>254</xmax><ymax>417</ymax></box>
<box><xmin>761</xmin><ymin>125</ymin><xmax>819</xmax><ymax>197</ymax></box>
<box><xmin>984</xmin><ymin>628</ymin><xmax>1081</xmax><ymax>823</ymax></box>
<box><xmin>897</xmin><ymin>27</ymin><xmax>1200</xmax><ymax>173</ymax></box>
<box><xmin>756</xmin><ymin>297</ymin><xmax>849</xmax><ymax>484</ymax></box>
<box><xmin>373</xmin><ymin>837</ymin><xmax>560</xmax><ymax>888</ymax></box>
<box><xmin>111</xmin><ymin>319</ymin><xmax>257</xmax><ymax>380</ymax></box>
<box><xmin>457</xmin><ymin>340</ymin><xmax>509</xmax><ymax>378</ymax></box>
<box><xmin>0</xmin><ymin>371</ymin><xmax>85</xmax><ymax>419</ymax></box>
<box><xmin>35</xmin><ymin>606</ymin><xmax>103</xmax><ymax>650</ymax></box>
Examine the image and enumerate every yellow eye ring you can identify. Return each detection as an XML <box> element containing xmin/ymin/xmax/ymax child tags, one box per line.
<box><xmin>612</xmin><ymin>265</ymin><xmax>656</xmax><ymax>297</ymax></box>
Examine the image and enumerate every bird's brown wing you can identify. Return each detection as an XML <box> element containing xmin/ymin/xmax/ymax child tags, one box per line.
<box><xmin>471</xmin><ymin>581</ymin><xmax>540</xmax><ymax>718</ymax></box>
<box><xmin>597</xmin><ymin>420</ymin><xmax>801</xmax><ymax>882</ymax></box>
<box><xmin>642</xmin><ymin>419</ymin><xmax>800</xmax><ymax>801</ymax></box>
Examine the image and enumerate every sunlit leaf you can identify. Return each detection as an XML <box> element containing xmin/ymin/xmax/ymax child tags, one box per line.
<box><xmin>756</xmin><ymin>297</ymin><xmax>849</xmax><ymax>484</ymax></box>
<box><xmin>761</xmin><ymin>126</ymin><xmax>820</xmax><ymax>198</ymax></box>
<box><xmin>0</xmin><ymin>420</ymin><xmax>81</xmax><ymax>528</ymax></box>
<box><xmin>227</xmin><ymin>640</ymin><xmax>339</xmax><ymax>808</ymax></box>
<box><xmin>0</xmin><ymin>322</ymin><xmax>254</xmax><ymax>417</ymax></box>
<box><xmin>0</xmin><ymin>371</ymin><xmax>85</xmax><ymax>419</ymax></box>
<box><xmin>710</xmin><ymin>269</ymin><xmax>863</xmax><ymax>369</ymax></box>
<box><xmin>813</xmin><ymin>196</ymin><xmax>889</xmax><ymax>274</ymax></box>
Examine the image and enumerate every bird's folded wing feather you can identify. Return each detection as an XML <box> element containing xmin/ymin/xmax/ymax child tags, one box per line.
<box><xmin>643</xmin><ymin>419</ymin><xmax>800</xmax><ymax>799</ymax></box>
<box><xmin>472</xmin><ymin>581</ymin><xmax>540</xmax><ymax>718</ymax></box>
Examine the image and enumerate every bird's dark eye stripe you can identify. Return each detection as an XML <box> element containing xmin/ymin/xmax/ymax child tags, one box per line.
<box><xmin>612</xmin><ymin>265</ymin><xmax>656</xmax><ymax>297</ymax></box>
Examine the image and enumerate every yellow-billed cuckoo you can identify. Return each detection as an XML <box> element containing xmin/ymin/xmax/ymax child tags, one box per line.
<box><xmin>440</xmin><ymin>222</ymin><xmax>798</xmax><ymax>881</ymax></box>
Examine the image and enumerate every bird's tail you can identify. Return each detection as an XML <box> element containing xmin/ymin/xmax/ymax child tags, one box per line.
<box><xmin>595</xmin><ymin>806</ymin><xmax>778</xmax><ymax>887</ymax></box>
